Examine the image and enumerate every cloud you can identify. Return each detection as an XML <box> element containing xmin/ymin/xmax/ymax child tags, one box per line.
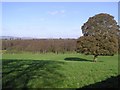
<box><xmin>48</xmin><ymin>10</ymin><xmax>65</xmax><ymax>15</ymax></box>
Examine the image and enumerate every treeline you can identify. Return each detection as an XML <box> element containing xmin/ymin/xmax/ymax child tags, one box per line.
<box><xmin>2</xmin><ymin>39</ymin><xmax>77</xmax><ymax>53</ymax></box>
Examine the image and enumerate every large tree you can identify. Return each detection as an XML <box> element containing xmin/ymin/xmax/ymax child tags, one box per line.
<box><xmin>77</xmin><ymin>13</ymin><xmax>119</xmax><ymax>62</ymax></box>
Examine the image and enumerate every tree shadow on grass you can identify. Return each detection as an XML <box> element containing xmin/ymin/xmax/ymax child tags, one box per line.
<box><xmin>2</xmin><ymin>59</ymin><xmax>66</xmax><ymax>88</ymax></box>
<box><xmin>76</xmin><ymin>75</ymin><xmax>119</xmax><ymax>89</ymax></box>
<box><xmin>64</xmin><ymin>57</ymin><xmax>92</xmax><ymax>62</ymax></box>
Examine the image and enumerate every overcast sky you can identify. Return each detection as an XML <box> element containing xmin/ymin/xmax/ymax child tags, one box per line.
<box><xmin>2</xmin><ymin>2</ymin><xmax>118</xmax><ymax>38</ymax></box>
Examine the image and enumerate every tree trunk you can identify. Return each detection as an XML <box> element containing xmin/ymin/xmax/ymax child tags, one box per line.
<box><xmin>93</xmin><ymin>55</ymin><xmax>98</xmax><ymax>62</ymax></box>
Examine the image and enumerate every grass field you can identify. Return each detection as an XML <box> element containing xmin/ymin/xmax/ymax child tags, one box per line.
<box><xmin>2</xmin><ymin>53</ymin><xmax>119</xmax><ymax>88</ymax></box>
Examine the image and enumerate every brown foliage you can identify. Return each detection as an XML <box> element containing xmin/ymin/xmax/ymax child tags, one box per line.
<box><xmin>2</xmin><ymin>39</ymin><xmax>76</xmax><ymax>53</ymax></box>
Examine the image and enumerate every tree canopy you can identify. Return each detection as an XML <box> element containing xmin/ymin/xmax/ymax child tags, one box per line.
<box><xmin>77</xmin><ymin>13</ymin><xmax>119</xmax><ymax>61</ymax></box>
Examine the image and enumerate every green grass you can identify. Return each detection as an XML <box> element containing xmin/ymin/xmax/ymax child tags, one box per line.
<box><xmin>2</xmin><ymin>53</ymin><xmax>119</xmax><ymax>88</ymax></box>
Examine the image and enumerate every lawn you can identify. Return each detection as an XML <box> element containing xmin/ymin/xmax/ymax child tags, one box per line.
<box><xmin>2</xmin><ymin>53</ymin><xmax>119</xmax><ymax>88</ymax></box>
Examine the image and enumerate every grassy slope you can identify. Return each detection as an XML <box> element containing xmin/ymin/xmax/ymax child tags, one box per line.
<box><xmin>2</xmin><ymin>53</ymin><xmax>118</xmax><ymax>88</ymax></box>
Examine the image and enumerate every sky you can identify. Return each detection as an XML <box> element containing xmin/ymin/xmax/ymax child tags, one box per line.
<box><xmin>2</xmin><ymin>2</ymin><xmax>118</xmax><ymax>39</ymax></box>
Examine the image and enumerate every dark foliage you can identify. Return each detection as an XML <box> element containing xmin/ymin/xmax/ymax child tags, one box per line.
<box><xmin>77</xmin><ymin>13</ymin><xmax>119</xmax><ymax>61</ymax></box>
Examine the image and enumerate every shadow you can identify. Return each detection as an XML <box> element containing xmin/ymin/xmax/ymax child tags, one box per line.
<box><xmin>76</xmin><ymin>75</ymin><xmax>119</xmax><ymax>89</ymax></box>
<box><xmin>2</xmin><ymin>59</ymin><xmax>66</xmax><ymax>88</ymax></box>
<box><xmin>64</xmin><ymin>57</ymin><xmax>92</xmax><ymax>62</ymax></box>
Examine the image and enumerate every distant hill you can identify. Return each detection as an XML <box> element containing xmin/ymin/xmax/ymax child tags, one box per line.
<box><xmin>0</xmin><ymin>36</ymin><xmax>19</xmax><ymax>40</ymax></box>
<box><xmin>0</xmin><ymin>36</ymin><xmax>33</xmax><ymax>40</ymax></box>
<box><xmin>0</xmin><ymin>36</ymin><xmax>76</xmax><ymax>40</ymax></box>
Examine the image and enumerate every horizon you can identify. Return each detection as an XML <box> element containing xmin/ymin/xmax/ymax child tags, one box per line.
<box><xmin>2</xmin><ymin>2</ymin><xmax>118</xmax><ymax>39</ymax></box>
